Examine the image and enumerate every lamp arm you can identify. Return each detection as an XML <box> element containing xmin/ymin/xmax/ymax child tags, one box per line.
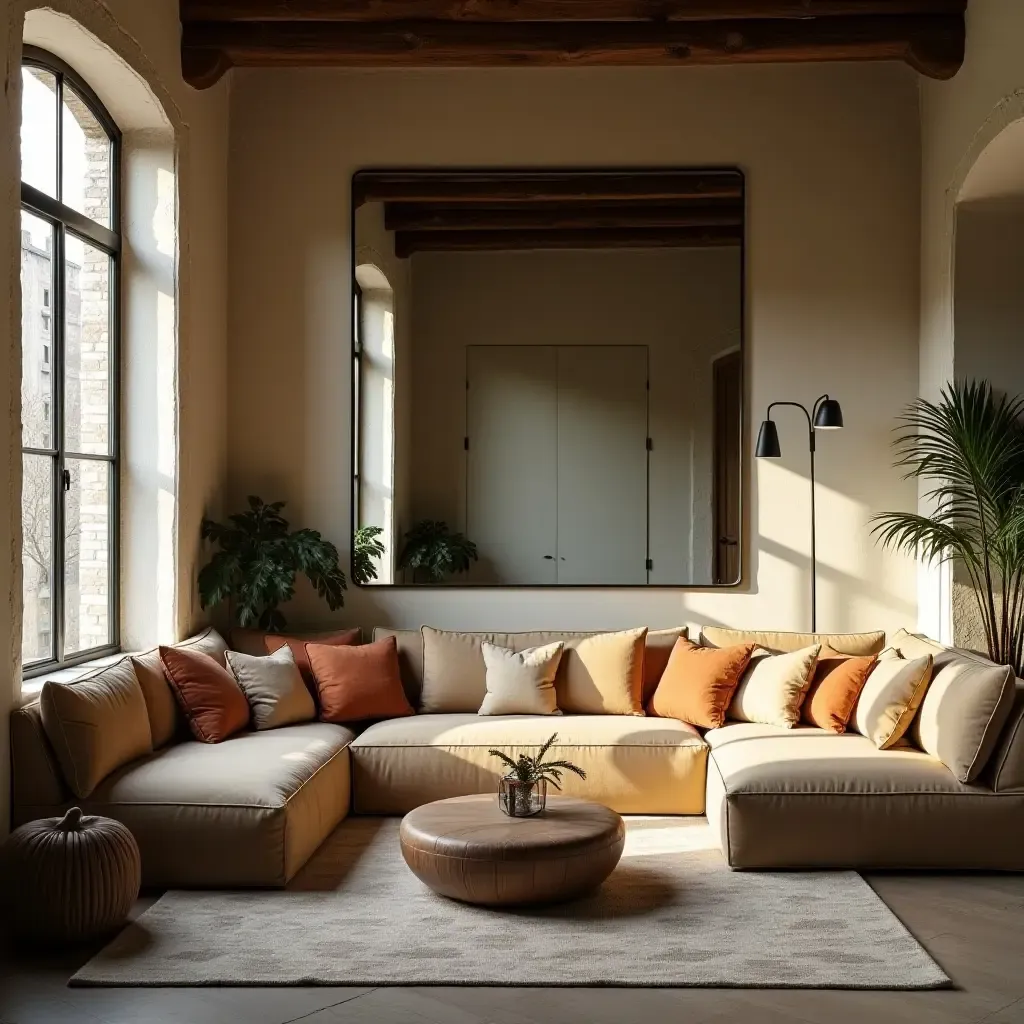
<box><xmin>765</xmin><ymin>400</ymin><xmax>813</xmax><ymax>446</ymax></box>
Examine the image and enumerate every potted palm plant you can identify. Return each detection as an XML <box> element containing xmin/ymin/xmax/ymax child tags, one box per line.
<box><xmin>489</xmin><ymin>734</ymin><xmax>587</xmax><ymax>817</ymax></box>
<box><xmin>871</xmin><ymin>380</ymin><xmax>1024</xmax><ymax>674</ymax></box>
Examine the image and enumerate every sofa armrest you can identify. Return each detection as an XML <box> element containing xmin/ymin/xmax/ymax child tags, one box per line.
<box><xmin>11</xmin><ymin>702</ymin><xmax>70</xmax><ymax>821</ymax></box>
<box><xmin>986</xmin><ymin>681</ymin><xmax>1024</xmax><ymax>792</ymax></box>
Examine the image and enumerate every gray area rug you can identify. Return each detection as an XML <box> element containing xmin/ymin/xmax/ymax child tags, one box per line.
<box><xmin>74</xmin><ymin>817</ymin><xmax>948</xmax><ymax>989</ymax></box>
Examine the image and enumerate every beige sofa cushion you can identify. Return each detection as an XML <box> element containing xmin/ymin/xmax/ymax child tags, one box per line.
<box><xmin>415</xmin><ymin>625</ymin><xmax>676</xmax><ymax>714</ymax></box>
<box><xmin>132</xmin><ymin>627</ymin><xmax>229</xmax><ymax>748</ymax></box>
<box><xmin>705</xmin><ymin>722</ymin><xmax>1024</xmax><ymax>870</ymax></box>
<box><xmin>350</xmin><ymin>713</ymin><xmax>707</xmax><ymax>815</ymax></box>
<box><xmin>888</xmin><ymin>629</ymin><xmax>1015</xmax><ymax>783</ymax></box>
<box><xmin>479</xmin><ymin>642</ymin><xmax>563</xmax><ymax>716</ymax></box>
<box><xmin>39</xmin><ymin>659</ymin><xmax>152</xmax><ymax>799</ymax></box>
<box><xmin>851</xmin><ymin>654</ymin><xmax>933</xmax><ymax>749</ymax></box>
<box><xmin>701</xmin><ymin>627</ymin><xmax>884</xmax><ymax>657</ymax></box>
<box><xmin>728</xmin><ymin>645</ymin><xmax>820</xmax><ymax>728</ymax></box>
<box><xmin>77</xmin><ymin>722</ymin><xmax>355</xmax><ymax>887</ymax></box>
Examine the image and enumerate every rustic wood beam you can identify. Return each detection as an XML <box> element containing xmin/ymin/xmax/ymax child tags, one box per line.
<box><xmin>356</xmin><ymin>171</ymin><xmax>744</xmax><ymax>207</ymax></box>
<box><xmin>394</xmin><ymin>224</ymin><xmax>743</xmax><ymax>255</ymax></box>
<box><xmin>182</xmin><ymin>1</ymin><xmax>966</xmax><ymax>23</ymax></box>
<box><xmin>182</xmin><ymin>14</ymin><xmax>965</xmax><ymax>87</ymax></box>
<box><xmin>383</xmin><ymin>200</ymin><xmax>744</xmax><ymax>232</ymax></box>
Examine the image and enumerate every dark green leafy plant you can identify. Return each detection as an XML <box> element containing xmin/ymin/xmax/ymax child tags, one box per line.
<box><xmin>488</xmin><ymin>733</ymin><xmax>587</xmax><ymax>790</ymax></box>
<box><xmin>397</xmin><ymin>519</ymin><xmax>478</xmax><ymax>583</ymax></box>
<box><xmin>353</xmin><ymin>526</ymin><xmax>386</xmax><ymax>585</ymax></box>
<box><xmin>871</xmin><ymin>381</ymin><xmax>1024</xmax><ymax>674</ymax></box>
<box><xmin>199</xmin><ymin>496</ymin><xmax>347</xmax><ymax>631</ymax></box>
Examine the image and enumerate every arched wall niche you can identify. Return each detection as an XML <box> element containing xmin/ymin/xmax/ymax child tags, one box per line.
<box><xmin>16</xmin><ymin>3</ymin><xmax>186</xmax><ymax>655</ymax></box>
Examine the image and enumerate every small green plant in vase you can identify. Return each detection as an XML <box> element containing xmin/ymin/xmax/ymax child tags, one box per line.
<box><xmin>489</xmin><ymin>733</ymin><xmax>587</xmax><ymax>817</ymax></box>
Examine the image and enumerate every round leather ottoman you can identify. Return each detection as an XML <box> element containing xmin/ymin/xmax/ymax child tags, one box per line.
<box><xmin>0</xmin><ymin>808</ymin><xmax>141</xmax><ymax>945</ymax></box>
<box><xmin>400</xmin><ymin>794</ymin><xmax>625</xmax><ymax>906</ymax></box>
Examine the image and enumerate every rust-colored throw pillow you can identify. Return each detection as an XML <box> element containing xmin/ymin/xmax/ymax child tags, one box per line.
<box><xmin>802</xmin><ymin>649</ymin><xmax>878</xmax><ymax>734</ymax></box>
<box><xmin>648</xmin><ymin>638</ymin><xmax>757</xmax><ymax>729</ymax></box>
<box><xmin>160</xmin><ymin>646</ymin><xmax>250</xmax><ymax>743</ymax></box>
<box><xmin>305</xmin><ymin>636</ymin><xmax>414</xmax><ymax>725</ymax></box>
<box><xmin>265</xmin><ymin>628</ymin><xmax>362</xmax><ymax>690</ymax></box>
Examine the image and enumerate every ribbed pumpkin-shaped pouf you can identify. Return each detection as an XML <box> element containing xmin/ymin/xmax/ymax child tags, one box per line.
<box><xmin>0</xmin><ymin>808</ymin><xmax>141</xmax><ymax>945</ymax></box>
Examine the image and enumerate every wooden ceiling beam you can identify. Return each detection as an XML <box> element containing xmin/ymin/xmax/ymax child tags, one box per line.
<box><xmin>181</xmin><ymin>1</ymin><xmax>967</xmax><ymax>23</ymax></box>
<box><xmin>394</xmin><ymin>224</ymin><xmax>743</xmax><ymax>256</ymax></box>
<box><xmin>182</xmin><ymin>14</ymin><xmax>965</xmax><ymax>87</ymax></box>
<box><xmin>383</xmin><ymin>200</ymin><xmax>744</xmax><ymax>232</ymax></box>
<box><xmin>356</xmin><ymin>171</ymin><xmax>744</xmax><ymax>206</ymax></box>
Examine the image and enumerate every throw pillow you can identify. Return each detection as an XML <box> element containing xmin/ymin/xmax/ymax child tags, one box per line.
<box><xmin>131</xmin><ymin>627</ymin><xmax>229</xmax><ymax>747</ymax></box>
<box><xmin>700</xmin><ymin>626</ymin><xmax>884</xmax><ymax>657</ymax></box>
<box><xmin>851</xmin><ymin>654</ymin><xmax>934</xmax><ymax>749</ymax></box>
<box><xmin>306</xmin><ymin>635</ymin><xmax>414</xmax><ymax>724</ymax></box>
<box><xmin>728</xmin><ymin>644</ymin><xmax>821</xmax><ymax>728</ymax></box>
<box><xmin>160</xmin><ymin>646</ymin><xmax>251</xmax><ymax>743</ymax></box>
<box><xmin>265</xmin><ymin>627</ymin><xmax>362</xmax><ymax>692</ymax></box>
<box><xmin>648</xmin><ymin>638</ymin><xmax>757</xmax><ymax>729</ymax></box>
<box><xmin>39</xmin><ymin>659</ymin><xmax>153</xmax><ymax>799</ymax></box>
<box><xmin>802</xmin><ymin>649</ymin><xmax>878</xmax><ymax>734</ymax></box>
<box><xmin>558</xmin><ymin>627</ymin><xmax>649</xmax><ymax>716</ymax></box>
<box><xmin>225</xmin><ymin>646</ymin><xmax>316</xmax><ymax>730</ymax></box>
<box><xmin>478</xmin><ymin>642</ymin><xmax>564</xmax><ymax>716</ymax></box>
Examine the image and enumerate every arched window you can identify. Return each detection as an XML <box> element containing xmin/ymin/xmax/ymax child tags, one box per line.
<box><xmin>20</xmin><ymin>47</ymin><xmax>121</xmax><ymax>674</ymax></box>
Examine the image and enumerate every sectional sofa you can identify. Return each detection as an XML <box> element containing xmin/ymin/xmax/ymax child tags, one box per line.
<box><xmin>10</xmin><ymin>624</ymin><xmax>1024</xmax><ymax>887</ymax></box>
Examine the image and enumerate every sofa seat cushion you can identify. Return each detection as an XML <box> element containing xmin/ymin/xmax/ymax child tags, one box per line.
<box><xmin>350</xmin><ymin>714</ymin><xmax>707</xmax><ymax>815</ymax></box>
<box><xmin>76</xmin><ymin>723</ymin><xmax>356</xmax><ymax>887</ymax></box>
<box><xmin>706</xmin><ymin>723</ymin><xmax>1024</xmax><ymax>870</ymax></box>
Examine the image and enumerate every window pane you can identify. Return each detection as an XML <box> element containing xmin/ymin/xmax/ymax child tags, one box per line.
<box><xmin>21</xmin><ymin>210</ymin><xmax>55</xmax><ymax>449</ymax></box>
<box><xmin>62</xmin><ymin>84</ymin><xmax>112</xmax><ymax>228</ymax></box>
<box><xmin>21</xmin><ymin>66</ymin><xmax>57</xmax><ymax>197</ymax></box>
<box><xmin>22</xmin><ymin>453</ymin><xmax>55</xmax><ymax>666</ymax></box>
<box><xmin>65</xmin><ymin>235</ymin><xmax>111</xmax><ymax>455</ymax></box>
<box><xmin>64</xmin><ymin>458</ymin><xmax>112</xmax><ymax>655</ymax></box>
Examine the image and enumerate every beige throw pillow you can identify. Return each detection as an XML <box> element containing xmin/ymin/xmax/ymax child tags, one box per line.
<box><xmin>701</xmin><ymin>626</ymin><xmax>884</xmax><ymax>657</ymax></box>
<box><xmin>557</xmin><ymin>628</ymin><xmax>648</xmax><ymax>716</ymax></box>
<box><xmin>40</xmin><ymin>659</ymin><xmax>153</xmax><ymax>799</ymax></box>
<box><xmin>852</xmin><ymin>654</ymin><xmax>933</xmax><ymax>749</ymax></box>
<box><xmin>225</xmin><ymin>646</ymin><xmax>316</xmax><ymax>730</ymax></box>
<box><xmin>728</xmin><ymin>645</ymin><xmax>820</xmax><ymax>728</ymax></box>
<box><xmin>420</xmin><ymin>627</ymin><xmax>496</xmax><ymax>713</ymax></box>
<box><xmin>478</xmin><ymin>642</ymin><xmax>564</xmax><ymax>716</ymax></box>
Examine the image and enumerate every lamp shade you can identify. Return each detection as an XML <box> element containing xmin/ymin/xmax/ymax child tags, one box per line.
<box><xmin>814</xmin><ymin>398</ymin><xmax>844</xmax><ymax>429</ymax></box>
<box><xmin>755</xmin><ymin>419</ymin><xmax>781</xmax><ymax>458</ymax></box>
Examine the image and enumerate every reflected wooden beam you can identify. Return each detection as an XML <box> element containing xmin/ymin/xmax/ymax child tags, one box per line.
<box><xmin>181</xmin><ymin>14</ymin><xmax>965</xmax><ymax>86</ymax></box>
<box><xmin>394</xmin><ymin>224</ymin><xmax>743</xmax><ymax>255</ymax></box>
<box><xmin>182</xmin><ymin>1</ymin><xmax>966</xmax><ymax>22</ymax></box>
<box><xmin>356</xmin><ymin>171</ymin><xmax>743</xmax><ymax>207</ymax></box>
<box><xmin>384</xmin><ymin>201</ymin><xmax>744</xmax><ymax>232</ymax></box>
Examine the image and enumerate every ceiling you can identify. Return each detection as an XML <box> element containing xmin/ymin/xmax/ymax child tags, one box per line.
<box><xmin>179</xmin><ymin>1</ymin><xmax>967</xmax><ymax>89</ymax></box>
<box><xmin>355</xmin><ymin>170</ymin><xmax>744</xmax><ymax>254</ymax></box>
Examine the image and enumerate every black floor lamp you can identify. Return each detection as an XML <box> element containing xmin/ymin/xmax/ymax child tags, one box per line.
<box><xmin>755</xmin><ymin>395</ymin><xmax>844</xmax><ymax>632</ymax></box>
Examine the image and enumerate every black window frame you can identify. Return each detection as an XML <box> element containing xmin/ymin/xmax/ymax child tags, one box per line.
<box><xmin>20</xmin><ymin>46</ymin><xmax>122</xmax><ymax>678</ymax></box>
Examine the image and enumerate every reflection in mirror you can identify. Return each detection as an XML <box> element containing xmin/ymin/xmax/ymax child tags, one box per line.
<box><xmin>352</xmin><ymin>171</ymin><xmax>744</xmax><ymax>587</ymax></box>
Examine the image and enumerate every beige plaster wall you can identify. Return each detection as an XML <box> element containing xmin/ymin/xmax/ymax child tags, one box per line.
<box><xmin>920</xmin><ymin>0</ymin><xmax>1024</xmax><ymax>644</ymax></box>
<box><xmin>0</xmin><ymin>0</ymin><xmax>229</xmax><ymax>833</ymax></box>
<box><xmin>228</xmin><ymin>63</ymin><xmax>921</xmax><ymax>636</ymax></box>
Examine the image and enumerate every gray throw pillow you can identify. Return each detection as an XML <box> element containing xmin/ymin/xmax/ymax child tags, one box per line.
<box><xmin>225</xmin><ymin>646</ymin><xmax>316</xmax><ymax>730</ymax></box>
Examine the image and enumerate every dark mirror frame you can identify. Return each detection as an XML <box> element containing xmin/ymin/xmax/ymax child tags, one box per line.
<box><xmin>350</xmin><ymin>167</ymin><xmax>746</xmax><ymax>590</ymax></box>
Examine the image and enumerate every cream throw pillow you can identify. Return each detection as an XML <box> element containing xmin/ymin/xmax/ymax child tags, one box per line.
<box><xmin>40</xmin><ymin>658</ymin><xmax>153</xmax><ymax>799</ymax></box>
<box><xmin>478</xmin><ymin>642</ymin><xmax>564</xmax><ymax>716</ymax></box>
<box><xmin>728</xmin><ymin>645</ymin><xmax>820</xmax><ymax>728</ymax></box>
<box><xmin>852</xmin><ymin>654</ymin><xmax>933</xmax><ymax>749</ymax></box>
<box><xmin>557</xmin><ymin>627</ymin><xmax>648</xmax><ymax>716</ymax></box>
<box><xmin>225</xmin><ymin>646</ymin><xmax>316</xmax><ymax>730</ymax></box>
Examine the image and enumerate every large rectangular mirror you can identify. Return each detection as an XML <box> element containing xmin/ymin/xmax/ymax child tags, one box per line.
<box><xmin>352</xmin><ymin>169</ymin><xmax>744</xmax><ymax>588</ymax></box>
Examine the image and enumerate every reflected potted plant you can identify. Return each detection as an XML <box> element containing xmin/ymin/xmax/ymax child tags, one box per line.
<box><xmin>353</xmin><ymin>525</ymin><xmax>386</xmax><ymax>585</ymax></box>
<box><xmin>397</xmin><ymin>519</ymin><xmax>478</xmax><ymax>583</ymax></box>
<box><xmin>489</xmin><ymin>734</ymin><xmax>587</xmax><ymax>818</ymax></box>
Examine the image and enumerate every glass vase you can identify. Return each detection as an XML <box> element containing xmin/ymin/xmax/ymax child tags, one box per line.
<box><xmin>498</xmin><ymin>777</ymin><xmax>547</xmax><ymax>818</ymax></box>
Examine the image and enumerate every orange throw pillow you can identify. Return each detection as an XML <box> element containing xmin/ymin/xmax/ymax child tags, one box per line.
<box><xmin>305</xmin><ymin>636</ymin><xmax>414</xmax><ymax>724</ymax></box>
<box><xmin>265</xmin><ymin>628</ymin><xmax>362</xmax><ymax>690</ymax></box>
<box><xmin>160</xmin><ymin>646</ymin><xmax>250</xmax><ymax>743</ymax></box>
<box><xmin>648</xmin><ymin>639</ymin><xmax>757</xmax><ymax>729</ymax></box>
<box><xmin>802</xmin><ymin>649</ymin><xmax>878</xmax><ymax>734</ymax></box>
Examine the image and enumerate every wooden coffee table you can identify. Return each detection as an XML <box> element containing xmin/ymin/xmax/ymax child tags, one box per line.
<box><xmin>399</xmin><ymin>794</ymin><xmax>625</xmax><ymax>906</ymax></box>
